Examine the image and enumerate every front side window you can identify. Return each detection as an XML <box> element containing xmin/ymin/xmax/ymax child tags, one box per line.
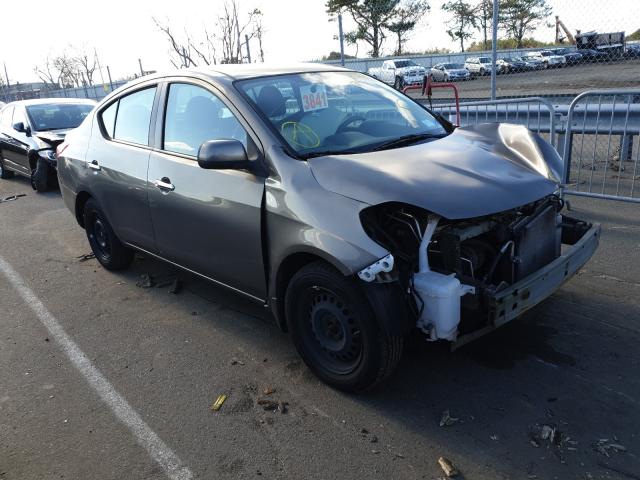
<box><xmin>26</xmin><ymin>103</ymin><xmax>93</xmax><ymax>131</ymax></box>
<box><xmin>12</xmin><ymin>107</ymin><xmax>27</xmax><ymax>129</ymax></box>
<box><xmin>163</xmin><ymin>83</ymin><xmax>247</xmax><ymax>156</ymax></box>
<box><xmin>238</xmin><ymin>71</ymin><xmax>447</xmax><ymax>158</ymax></box>
<box><xmin>113</xmin><ymin>87</ymin><xmax>156</xmax><ymax>145</ymax></box>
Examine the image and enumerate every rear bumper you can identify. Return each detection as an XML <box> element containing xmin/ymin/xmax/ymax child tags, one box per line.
<box><xmin>455</xmin><ymin>221</ymin><xmax>600</xmax><ymax>347</ymax></box>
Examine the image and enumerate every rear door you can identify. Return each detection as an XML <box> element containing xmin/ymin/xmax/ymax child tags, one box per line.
<box><xmin>86</xmin><ymin>83</ymin><xmax>158</xmax><ymax>249</ymax></box>
<box><xmin>147</xmin><ymin>80</ymin><xmax>267</xmax><ymax>300</ymax></box>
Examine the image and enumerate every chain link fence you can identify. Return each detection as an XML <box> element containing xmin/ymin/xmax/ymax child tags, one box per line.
<box><xmin>326</xmin><ymin>1</ymin><xmax>640</xmax><ymax>103</ymax></box>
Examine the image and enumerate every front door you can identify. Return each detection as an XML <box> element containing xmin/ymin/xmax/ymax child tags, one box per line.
<box><xmin>0</xmin><ymin>106</ymin><xmax>31</xmax><ymax>175</ymax></box>
<box><xmin>147</xmin><ymin>81</ymin><xmax>266</xmax><ymax>300</ymax></box>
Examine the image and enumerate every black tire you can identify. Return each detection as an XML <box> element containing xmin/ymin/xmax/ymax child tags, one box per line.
<box><xmin>285</xmin><ymin>261</ymin><xmax>403</xmax><ymax>392</ymax></box>
<box><xmin>31</xmin><ymin>158</ymin><xmax>49</xmax><ymax>192</ymax></box>
<box><xmin>479</xmin><ymin>67</ymin><xmax>485</xmax><ymax>76</ymax></box>
<box><xmin>83</xmin><ymin>198</ymin><xmax>134</xmax><ymax>271</ymax></box>
<box><xmin>0</xmin><ymin>157</ymin><xmax>14</xmax><ymax>179</ymax></box>
<box><xmin>394</xmin><ymin>76</ymin><xmax>403</xmax><ymax>90</ymax></box>
<box><xmin>444</xmin><ymin>74</ymin><xmax>450</xmax><ymax>82</ymax></box>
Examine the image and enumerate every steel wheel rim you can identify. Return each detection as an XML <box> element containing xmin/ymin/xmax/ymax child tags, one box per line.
<box><xmin>303</xmin><ymin>288</ymin><xmax>363</xmax><ymax>375</ymax></box>
<box><xmin>89</xmin><ymin>214</ymin><xmax>112</xmax><ymax>260</ymax></box>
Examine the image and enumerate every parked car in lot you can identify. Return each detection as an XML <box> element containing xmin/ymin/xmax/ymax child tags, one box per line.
<box><xmin>548</xmin><ymin>47</ymin><xmax>583</xmax><ymax>65</ymax></box>
<box><xmin>0</xmin><ymin>98</ymin><xmax>95</xmax><ymax>191</ymax></box>
<box><xmin>429</xmin><ymin>63</ymin><xmax>470</xmax><ymax>81</ymax></box>
<box><xmin>499</xmin><ymin>57</ymin><xmax>533</xmax><ymax>72</ymax></box>
<box><xmin>625</xmin><ymin>44</ymin><xmax>640</xmax><ymax>58</ymax></box>
<box><xmin>577</xmin><ymin>48</ymin><xmax>609</xmax><ymax>62</ymax></box>
<box><xmin>524</xmin><ymin>51</ymin><xmax>566</xmax><ymax>68</ymax></box>
<box><xmin>367</xmin><ymin>59</ymin><xmax>427</xmax><ymax>89</ymax></box>
<box><xmin>57</xmin><ymin>64</ymin><xmax>600</xmax><ymax>391</ymax></box>
<box><xmin>464</xmin><ymin>56</ymin><xmax>495</xmax><ymax>75</ymax></box>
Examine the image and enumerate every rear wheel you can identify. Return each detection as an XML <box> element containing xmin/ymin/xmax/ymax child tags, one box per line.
<box><xmin>479</xmin><ymin>67</ymin><xmax>485</xmax><ymax>76</ymax></box>
<box><xmin>0</xmin><ymin>158</ymin><xmax>14</xmax><ymax>179</ymax></box>
<box><xmin>285</xmin><ymin>261</ymin><xmax>404</xmax><ymax>392</ymax></box>
<box><xmin>83</xmin><ymin>198</ymin><xmax>134</xmax><ymax>271</ymax></box>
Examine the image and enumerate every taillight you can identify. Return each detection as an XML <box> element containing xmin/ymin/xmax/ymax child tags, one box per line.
<box><xmin>56</xmin><ymin>143</ymin><xmax>69</xmax><ymax>158</ymax></box>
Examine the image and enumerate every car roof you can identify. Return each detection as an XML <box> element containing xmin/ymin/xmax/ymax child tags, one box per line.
<box><xmin>177</xmin><ymin>62</ymin><xmax>350</xmax><ymax>81</ymax></box>
<box><xmin>6</xmin><ymin>98</ymin><xmax>97</xmax><ymax>107</ymax></box>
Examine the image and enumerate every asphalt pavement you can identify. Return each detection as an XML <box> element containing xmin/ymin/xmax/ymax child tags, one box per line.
<box><xmin>1</xmin><ymin>174</ymin><xmax>639</xmax><ymax>480</ymax></box>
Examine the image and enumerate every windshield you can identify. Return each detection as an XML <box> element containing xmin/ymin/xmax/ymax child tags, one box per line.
<box><xmin>394</xmin><ymin>60</ymin><xmax>418</xmax><ymax>68</ymax></box>
<box><xmin>444</xmin><ymin>63</ymin><xmax>464</xmax><ymax>69</ymax></box>
<box><xmin>26</xmin><ymin>103</ymin><xmax>93</xmax><ymax>131</ymax></box>
<box><xmin>237</xmin><ymin>71</ymin><xmax>447</xmax><ymax>158</ymax></box>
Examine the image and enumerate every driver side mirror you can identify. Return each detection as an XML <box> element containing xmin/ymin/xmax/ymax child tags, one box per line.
<box><xmin>13</xmin><ymin>122</ymin><xmax>30</xmax><ymax>136</ymax></box>
<box><xmin>197</xmin><ymin>139</ymin><xmax>251</xmax><ymax>171</ymax></box>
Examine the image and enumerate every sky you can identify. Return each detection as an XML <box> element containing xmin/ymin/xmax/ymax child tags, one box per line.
<box><xmin>1</xmin><ymin>0</ymin><xmax>638</xmax><ymax>84</ymax></box>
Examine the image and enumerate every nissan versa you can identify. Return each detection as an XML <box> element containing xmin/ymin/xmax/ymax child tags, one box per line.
<box><xmin>57</xmin><ymin>64</ymin><xmax>600</xmax><ymax>391</ymax></box>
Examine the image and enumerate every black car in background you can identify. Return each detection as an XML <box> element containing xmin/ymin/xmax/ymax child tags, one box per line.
<box><xmin>0</xmin><ymin>99</ymin><xmax>95</xmax><ymax>191</ymax></box>
<box><xmin>500</xmin><ymin>57</ymin><xmax>531</xmax><ymax>72</ymax></box>
<box><xmin>578</xmin><ymin>49</ymin><xmax>610</xmax><ymax>62</ymax></box>
<box><xmin>548</xmin><ymin>48</ymin><xmax>583</xmax><ymax>65</ymax></box>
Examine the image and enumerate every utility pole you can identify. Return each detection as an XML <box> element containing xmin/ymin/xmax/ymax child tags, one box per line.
<box><xmin>106</xmin><ymin>65</ymin><xmax>114</xmax><ymax>91</ymax></box>
<box><xmin>490</xmin><ymin>0</ymin><xmax>499</xmax><ymax>100</ymax></box>
<box><xmin>338</xmin><ymin>14</ymin><xmax>345</xmax><ymax>66</ymax></box>
<box><xmin>138</xmin><ymin>58</ymin><xmax>144</xmax><ymax>77</ymax></box>
<box><xmin>245</xmin><ymin>34</ymin><xmax>252</xmax><ymax>63</ymax></box>
<box><xmin>3</xmin><ymin>62</ymin><xmax>9</xmax><ymax>87</ymax></box>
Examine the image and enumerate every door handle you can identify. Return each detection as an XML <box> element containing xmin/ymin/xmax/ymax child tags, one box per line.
<box><xmin>88</xmin><ymin>160</ymin><xmax>101</xmax><ymax>171</ymax></box>
<box><xmin>154</xmin><ymin>177</ymin><xmax>175</xmax><ymax>191</ymax></box>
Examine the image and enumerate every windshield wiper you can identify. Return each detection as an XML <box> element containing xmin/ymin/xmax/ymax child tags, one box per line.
<box><xmin>301</xmin><ymin>149</ymin><xmax>361</xmax><ymax>159</ymax></box>
<box><xmin>372</xmin><ymin>132</ymin><xmax>445</xmax><ymax>151</ymax></box>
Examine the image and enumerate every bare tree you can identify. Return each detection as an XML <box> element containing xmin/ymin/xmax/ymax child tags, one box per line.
<box><xmin>75</xmin><ymin>49</ymin><xmax>97</xmax><ymax>85</ymax></box>
<box><xmin>154</xmin><ymin>1</ymin><xmax>262</xmax><ymax>67</ymax></box>
<box><xmin>34</xmin><ymin>55</ymin><xmax>61</xmax><ymax>87</ymax></box>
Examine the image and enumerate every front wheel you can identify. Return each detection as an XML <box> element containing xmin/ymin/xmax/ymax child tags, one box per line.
<box><xmin>31</xmin><ymin>158</ymin><xmax>50</xmax><ymax>192</ymax></box>
<box><xmin>83</xmin><ymin>198</ymin><xmax>134</xmax><ymax>271</ymax></box>
<box><xmin>394</xmin><ymin>76</ymin><xmax>403</xmax><ymax>90</ymax></box>
<box><xmin>285</xmin><ymin>261</ymin><xmax>404</xmax><ymax>392</ymax></box>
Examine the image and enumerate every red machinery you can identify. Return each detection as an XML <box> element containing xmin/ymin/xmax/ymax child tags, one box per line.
<box><xmin>403</xmin><ymin>74</ymin><xmax>461</xmax><ymax>126</ymax></box>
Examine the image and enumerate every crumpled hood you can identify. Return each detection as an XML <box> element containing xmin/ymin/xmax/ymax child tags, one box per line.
<box><xmin>309</xmin><ymin>123</ymin><xmax>562</xmax><ymax>220</ymax></box>
<box><xmin>34</xmin><ymin>129</ymin><xmax>71</xmax><ymax>148</ymax></box>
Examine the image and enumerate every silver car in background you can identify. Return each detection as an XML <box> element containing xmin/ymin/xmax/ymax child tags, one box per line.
<box><xmin>430</xmin><ymin>63</ymin><xmax>471</xmax><ymax>81</ymax></box>
<box><xmin>57</xmin><ymin>64</ymin><xmax>599</xmax><ymax>392</ymax></box>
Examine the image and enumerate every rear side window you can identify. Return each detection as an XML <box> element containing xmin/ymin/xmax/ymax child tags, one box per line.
<box><xmin>113</xmin><ymin>87</ymin><xmax>156</xmax><ymax>145</ymax></box>
<box><xmin>101</xmin><ymin>102</ymin><xmax>117</xmax><ymax>137</ymax></box>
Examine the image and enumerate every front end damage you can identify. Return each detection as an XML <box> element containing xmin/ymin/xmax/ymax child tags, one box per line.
<box><xmin>359</xmin><ymin>195</ymin><xmax>600</xmax><ymax>346</ymax></box>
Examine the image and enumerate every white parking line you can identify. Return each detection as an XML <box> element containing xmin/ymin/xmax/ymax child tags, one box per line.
<box><xmin>0</xmin><ymin>255</ymin><xmax>194</xmax><ymax>480</ymax></box>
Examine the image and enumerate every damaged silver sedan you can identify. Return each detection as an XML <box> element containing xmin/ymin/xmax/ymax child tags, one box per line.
<box><xmin>57</xmin><ymin>64</ymin><xmax>600</xmax><ymax>391</ymax></box>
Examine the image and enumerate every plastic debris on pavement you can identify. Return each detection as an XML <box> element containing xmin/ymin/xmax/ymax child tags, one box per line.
<box><xmin>76</xmin><ymin>253</ymin><xmax>96</xmax><ymax>262</ymax></box>
<box><xmin>439</xmin><ymin>410</ymin><xmax>460</xmax><ymax>427</ymax></box>
<box><xmin>594</xmin><ymin>438</ymin><xmax>626</xmax><ymax>457</ymax></box>
<box><xmin>438</xmin><ymin>456</ymin><xmax>459</xmax><ymax>477</ymax></box>
<box><xmin>0</xmin><ymin>193</ymin><xmax>27</xmax><ymax>204</ymax></box>
<box><xmin>136</xmin><ymin>273</ymin><xmax>155</xmax><ymax>288</ymax></box>
<box><xmin>211</xmin><ymin>394</ymin><xmax>227</xmax><ymax>412</ymax></box>
<box><xmin>230</xmin><ymin>357</ymin><xmax>245</xmax><ymax>366</ymax></box>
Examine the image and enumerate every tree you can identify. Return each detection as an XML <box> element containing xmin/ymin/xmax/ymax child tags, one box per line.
<box><xmin>499</xmin><ymin>0</ymin><xmax>552</xmax><ymax>48</ymax></box>
<box><xmin>475</xmin><ymin>0</ymin><xmax>493</xmax><ymax>50</ymax></box>
<box><xmin>442</xmin><ymin>0</ymin><xmax>477</xmax><ymax>52</ymax></box>
<box><xmin>326</xmin><ymin>0</ymin><xmax>400</xmax><ymax>58</ymax></box>
<box><xmin>386</xmin><ymin>0</ymin><xmax>430</xmax><ymax>55</ymax></box>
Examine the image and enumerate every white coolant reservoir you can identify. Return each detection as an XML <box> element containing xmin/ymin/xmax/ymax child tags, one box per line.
<box><xmin>413</xmin><ymin>215</ymin><xmax>475</xmax><ymax>341</ymax></box>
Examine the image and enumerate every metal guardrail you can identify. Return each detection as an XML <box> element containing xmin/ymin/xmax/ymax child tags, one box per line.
<box><xmin>421</xmin><ymin>90</ymin><xmax>640</xmax><ymax>203</ymax></box>
<box><xmin>561</xmin><ymin>90</ymin><xmax>640</xmax><ymax>203</ymax></box>
<box><xmin>427</xmin><ymin>97</ymin><xmax>557</xmax><ymax>146</ymax></box>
